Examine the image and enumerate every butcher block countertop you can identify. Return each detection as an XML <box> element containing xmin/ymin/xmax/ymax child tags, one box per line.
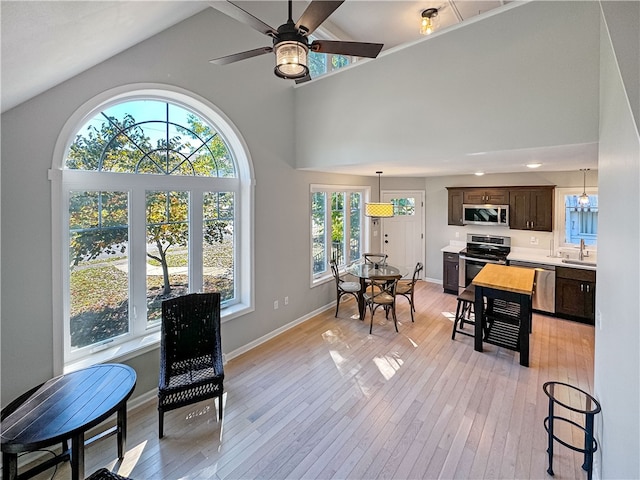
<box><xmin>473</xmin><ymin>264</ymin><xmax>535</xmax><ymax>295</ymax></box>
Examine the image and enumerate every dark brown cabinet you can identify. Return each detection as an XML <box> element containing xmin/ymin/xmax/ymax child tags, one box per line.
<box><xmin>509</xmin><ymin>187</ymin><xmax>554</xmax><ymax>231</ymax></box>
<box><xmin>555</xmin><ymin>266</ymin><xmax>596</xmax><ymax>324</ymax></box>
<box><xmin>463</xmin><ymin>188</ymin><xmax>509</xmax><ymax>205</ymax></box>
<box><xmin>443</xmin><ymin>252</ymin><xmax>459</xmax><ymax>294</ymax></box>
<box><xmin>447</xmin><ymin>188</ymin><xmax>464</xmax><ymax>226</ymax></box>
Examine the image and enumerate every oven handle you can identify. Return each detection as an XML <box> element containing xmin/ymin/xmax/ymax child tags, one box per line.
<box><xmin>459</xmin><ymin>255</ymin><xmax>506</xmax><ymax>265</ymax></box>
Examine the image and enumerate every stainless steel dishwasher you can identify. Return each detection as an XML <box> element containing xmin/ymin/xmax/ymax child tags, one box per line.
<box><xmin>509</xmin><ymin>260</ymin><xmax>556</xmax><ymax>314</ymax></box>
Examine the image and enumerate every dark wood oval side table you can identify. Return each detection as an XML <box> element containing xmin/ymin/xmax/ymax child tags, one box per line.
<box><xmin>1</xmin><ymin>363</ymin><xmax>137</xmax><ymax>480</ymax></box>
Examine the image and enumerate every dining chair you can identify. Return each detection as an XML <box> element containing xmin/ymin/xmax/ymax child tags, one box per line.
<box><xmin>396</xmin><ymin>262</ymin><xmax>424</xmax><ymax>322</ymax></box>
<box><xmin>330</xmin><ymin>260</ymin><xmax>361</xmax><ymax>317</ymax></box>
<box><xmin>364</xmin><ymin>274</ymin><xmax>402</xmax><ymax>334</ymax></box>
<box><xmin>363</xmin><ymin>253</ymin><xmax>388</xmax><ymax>267</ymax></box>
<box><xmin>158</xmin><ymin>292</ymin><xmax>224</xmax><ymax>438</ymax></box>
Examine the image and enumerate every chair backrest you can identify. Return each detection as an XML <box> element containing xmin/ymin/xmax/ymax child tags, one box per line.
<box><xmin>367</xmin><ymin>274</ymin><xmax>401</xmax><ymax>302</ymax></box>
<box><xmin>410</xmin><ymin>262</ymin><xmax>424</xmax><ymax>284</ymax></box>
<box><xmin>363</xmin><ymin>253</ymin><xmax>388</xmax><ymax>266</ymax></box>
<box><xmin>330</xmin><ymin>260</ymin><xmax>342</xmax><ymax>285</ymax></box>
<box><xmin>160</xmin><ymin>292</ymin><xmax>221</xmax><ymax>368</ymax></box>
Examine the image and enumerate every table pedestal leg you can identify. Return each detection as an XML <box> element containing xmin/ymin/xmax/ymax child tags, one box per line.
<box><xmin>71</xmin><ymin>433</ymin><xmax>84</xmax><ymax>480</ymax></box>
<box><xmin>117</xmin><ymin>405</ymin><xmax>127</xmax><ymax>460</ymax></box>
<box><xmin>2</xmin><ymin>452</ymin><xmax>18</xmax><ymax>480</ymax></box>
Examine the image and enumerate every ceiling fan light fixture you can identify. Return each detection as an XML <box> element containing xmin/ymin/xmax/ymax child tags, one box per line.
<box><xmin>274</xmin><ymin>40</ymin><xmax>309</xmax><ymax>79</ymax></box>
<box><xmin>420</xmin><ymin>8</ymin><xmax>439</xmax><ymax>35</ymax></box>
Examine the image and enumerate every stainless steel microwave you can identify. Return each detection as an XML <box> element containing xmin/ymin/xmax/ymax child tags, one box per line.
<box><xmin>462</xmin><ymin>204</ymin><xmax>509</xmax><ymax>226</ymax></box>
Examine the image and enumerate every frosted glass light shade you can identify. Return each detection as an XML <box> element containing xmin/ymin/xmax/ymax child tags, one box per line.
<box><xmin>365</xmin><ymin>202</ymin><xmax>394</xmax><ymax>218</ymax></box>
<box><xmin>274</xmin><ymin>41</ymin><xmax>308</xmax><ymax>79</ymax></box>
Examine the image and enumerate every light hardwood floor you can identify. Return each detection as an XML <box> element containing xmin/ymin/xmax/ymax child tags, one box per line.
<box><xmin>29</xmin><ymin>281</ymin><xmax>595</xmax><ymax>479</ymax></box>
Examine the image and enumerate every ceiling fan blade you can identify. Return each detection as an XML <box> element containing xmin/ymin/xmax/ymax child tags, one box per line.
<box><xmin>295</xmin><ymin>1</ymin><xmax>344</xmax><ymax>35</ymax></box>
<box><xmin>211</xmin><ymin>1</ymin><xmax>277</xmax><ymax>37</ymax></box>
<box><xmin>295</xmin><ymin>74</ymin><xmax>313</xmax><ymax>85</ymax></box>
<box><xmin>210</xmin><ymin>46</ymin><xmax>273</xmax><ymax>65</ymax></box>
<box><xmin>310</xmin><ymin>40</ymin><xmax>384</xmax><ymax>58</ymax></box>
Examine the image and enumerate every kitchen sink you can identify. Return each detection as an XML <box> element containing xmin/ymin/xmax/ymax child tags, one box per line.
<box><xmin>561</xmin><ymin>258</ymin><xmax>597</xmax><ymax>267</ymax></box>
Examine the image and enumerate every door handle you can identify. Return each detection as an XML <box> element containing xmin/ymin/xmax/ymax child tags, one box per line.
<box><xmin>586</xmin><ymin>284</ymin><xmax>590</xmax><ymax>293</ymax></box>
<box><xmin>581</xmin><ymin>284</ymin><xmax>584</xmax><ymax>292</ymax></box>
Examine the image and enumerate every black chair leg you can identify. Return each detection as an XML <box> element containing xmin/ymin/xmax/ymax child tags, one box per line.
<box><xmin>159</xmin><ymin>410</ymin><xmax>164</xmax><ymax>438</ymax></box>
<box><xmin>218</xmin><ymin>395</ymin><xmax>223</xmax><ymax>421</ymax></box>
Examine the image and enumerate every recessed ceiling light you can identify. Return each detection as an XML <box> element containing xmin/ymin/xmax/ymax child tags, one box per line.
<box><xmin>526</xmin><ymin>163</ymin><xmax>542</xmax><ymax>169</ymax></box>
<box><xmin>474</xmin><ymin>171</ymin><xmax>485</xmax><ymax>176</ymax></box>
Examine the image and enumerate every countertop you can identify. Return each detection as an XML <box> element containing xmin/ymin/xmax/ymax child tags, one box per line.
<box><xmin>441</xmin><ymin>243</ymin><xmax>597</xmax><ymax>271</ymax></box>
<box><xmin>473</xmin><ymin>264</ymin><xmax>535</xmax><ymax>295</ymax></box>
<box><xmin>507</xmin><ymin>248</ymin><xmax>597</xmax><ymax>271</ymax></box>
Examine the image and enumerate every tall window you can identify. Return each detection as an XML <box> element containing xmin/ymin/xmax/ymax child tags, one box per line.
<box><xmin>311</xmin><ymin>185</ymin><xmax>365</xmax><ymax>282</ymax></box>
<box><xmin>56</xmin><ymin>91</ymin><xmax>253</xmax><ymax>367</ymax></box>
<box><xmin>308</xmin><ymin>35</ymin><xmax>355</xmax><ymax>79</ymax></box>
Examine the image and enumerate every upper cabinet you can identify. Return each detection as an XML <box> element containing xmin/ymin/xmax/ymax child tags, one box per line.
<box><xmin>509</xmin><ymin>186</ymin><xmax>554</xmax><ymax>231</ymax></box>
<box><xmin>463</xmin><ymin>188</ymin><xmax>509</xmax><ymax>205</ymax></box>
<box><xmin>447</xmin><ymin>188</ymin><xmax>464</xmax><ymax>226</ymax></box>
<box><xmin>447</xmin><ymin>185</ymin><xmax>554</xmax><ymax>231</ymax></box>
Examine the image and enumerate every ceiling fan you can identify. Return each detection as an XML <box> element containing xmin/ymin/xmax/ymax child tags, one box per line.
<box><xmin>209</xmin><ymin>0</ymin><xmax>384</xmax><ymax>83</ymax></box>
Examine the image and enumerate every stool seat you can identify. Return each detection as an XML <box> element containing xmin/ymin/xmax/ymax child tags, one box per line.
<box><xmin>452</xmin><ymin>285</ymin><xmax>476</xmax><ymax>340</ymax></box>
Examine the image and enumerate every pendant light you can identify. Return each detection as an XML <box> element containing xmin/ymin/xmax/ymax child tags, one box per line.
<box><xmin>578</xmin><ymin>168</ymin><xmax>590</xmax><ymax>208</ymax></box>
<box><xmin>365</xmin><ymin>171</ymin><xmax>394</xmax><ymax>220</ymax></box>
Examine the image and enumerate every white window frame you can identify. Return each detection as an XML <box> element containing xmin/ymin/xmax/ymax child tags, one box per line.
<box><xmin>554</xmin><ymin>186</ymin><xmax>598</xmax><ymax>250</ymax></box>
<box><xmin>310</xmin><ymin>184</ymin><xmax>370</xmax><ymax>287</ymax></box>
<box><xmin>50</xmin><ymin>84</ymin><xmax>255</xmax><ymax>374</ymax></box>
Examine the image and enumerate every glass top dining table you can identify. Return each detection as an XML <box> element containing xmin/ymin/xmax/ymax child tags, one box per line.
<box><xmin>345</xmin><ymin>262</ymin><xmax>407</xmax><ymax>320</ymax></box>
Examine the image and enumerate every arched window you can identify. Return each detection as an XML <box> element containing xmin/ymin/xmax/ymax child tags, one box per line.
<box><xmin>52</xmin><ymin>87</ymin><xmax>254</xmax><ymax>369</ymax></box>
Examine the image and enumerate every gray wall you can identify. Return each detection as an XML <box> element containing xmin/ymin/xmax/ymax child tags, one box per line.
<box><xmin>594</xmin><ymin>3</ymin><xmax>640</xmax><ymax>478</ymax></box>
<box><xmin>0</xmin><ymin>9</ymin><xmax>378</xmax><ymax>403</ymax></box>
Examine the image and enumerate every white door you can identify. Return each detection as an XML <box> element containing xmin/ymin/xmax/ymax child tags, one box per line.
<box><xmin>381</xmin><ymin>190</ymin><xmax>425</xmax><ymax>278</ymax></box>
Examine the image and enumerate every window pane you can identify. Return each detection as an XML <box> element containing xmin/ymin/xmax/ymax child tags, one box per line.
<box><xmin>564</xmin><ymin>194</ymin><xmax>598</xmax><ymax>246</ymax></box>
<box><xmin>146</xmin><ymin>191</ymin><xmax>189</xmax><ymax>323</ymax></box>
<box><xmin>69</xmin><ymin>191</ymin><xmax>129</xmax><ymax>349</ymax></box>
<box><xmin>331</xmin><ymin>192</ymin><xmax>345</xmax><ymax>265</ymax></box>
<box><xmin>66</xmin><ymin>101</ymin><xmax>236</xmax><ymax>177</ymax></box>
<box><xmin>392</xmin><ymin>197</ymin><xmax>415</xmax><ymax>216</ymax></box>
<box><xmin>312</xmin><ymin>192</ymin><xmax>326</xmax><ymax>274</ymax></box>
<box><xmin>203</xmin><ymin>192</ymin><xmax>234</xmax><ymax>302</ymax></box>
<box><xmin>349</xmin><ymin>193</ymin><xmax>362</xmax><ymax>263</ymax></box>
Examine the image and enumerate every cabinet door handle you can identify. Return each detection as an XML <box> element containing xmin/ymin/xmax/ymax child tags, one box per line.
<box><xmin>531</xmin><ymin>221</ymin><xmax>534</xmax><ymax>228</ymax></box>
<box><xmin>526</xmin><ymin>221</ymin><xmax>530</xmax><ymax>229</ymax></box>
<box><xmin>581</xmin><ymin>284</ymin><xmax>584</xmax><ymax>292</ymax></box>
<box><xmin>586</xmin><ymin>284</ymin><xmax>590</xmax><ymax>293</ymax></box>
<box><xmin>455</xmin><ymin>265</ymin><xmax>458</xmax><ymax>270</ymax></box>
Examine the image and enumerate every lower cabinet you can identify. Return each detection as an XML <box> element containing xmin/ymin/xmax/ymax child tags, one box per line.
<box><xmin>443</xmin><ymin>252</ymin><xmax>459</xmax><ymax>294</ymax></box>
<box><xmin>555</xmin><ymin>266</ymin><xmax>596</xmax><ymax>324</ymax></box>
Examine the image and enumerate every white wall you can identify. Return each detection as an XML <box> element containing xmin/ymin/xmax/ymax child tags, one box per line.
<box><xmin>594</xmin><ymin>3</ymin><xmax>640</xmax><ymax>478</ymax></box>
<box><xmin>295</xmin><ymin>1</ymin><xmax>600</xmax><ymax>173</ymax></box>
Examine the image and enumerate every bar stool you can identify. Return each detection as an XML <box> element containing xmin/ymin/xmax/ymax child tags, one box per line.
<box><xmin>451</xmin><ymin>285</ymin><xmax>475</xmax><ymax>339</ymax></box>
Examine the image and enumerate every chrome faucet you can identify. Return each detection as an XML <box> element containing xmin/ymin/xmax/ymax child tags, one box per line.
<box><xmin>579</xmin><ymin>238</ymin><xmax>585</xmax><ymax>261</ymax></box>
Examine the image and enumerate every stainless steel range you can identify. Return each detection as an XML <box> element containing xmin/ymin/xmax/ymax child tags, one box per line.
<box><xmin>458</xmin><ymin>233</ymin><xmax>511</xmax><ymax>293</ymax></box>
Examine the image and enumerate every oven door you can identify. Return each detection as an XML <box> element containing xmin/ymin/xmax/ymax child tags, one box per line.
<box><xmin>458</xmin><ymin>255</ymin><xmax>506</xmax><ymax>293</ymax></box>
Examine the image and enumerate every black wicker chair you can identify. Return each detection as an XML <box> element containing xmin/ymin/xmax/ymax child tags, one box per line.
<box><xmin>158</xmin><ymin>292</ymin><xmax>224</xmax><ymax>438</ymax></box>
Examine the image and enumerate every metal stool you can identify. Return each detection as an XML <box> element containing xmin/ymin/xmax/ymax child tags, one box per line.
<box><xmin>451</xmin><ymin>285</ymin><xmax>475</xmax><ymax>339</ymax></box>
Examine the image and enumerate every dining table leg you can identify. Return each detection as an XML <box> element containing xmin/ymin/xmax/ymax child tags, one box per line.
<box><xmin>2</xmin><ymin>452</ymin><xmax>18</xmax><ymax>480</ymax></box>
<box><xmin>71</xmin><ymin>432</ymin><xmax>84</xmax><ymax>480</ymax></box>
<box><xmin>358</xmin><ymin>278</ymin><xmax>367</xmax><ymax>320</ymax></box>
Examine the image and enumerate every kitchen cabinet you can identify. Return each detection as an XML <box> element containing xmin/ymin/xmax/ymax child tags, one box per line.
<box><xmin>447</xmin><ymin>188</ymin><xmax>464</xmax><ymax>226</ymax></box>
<box><xmin>443</xmin><ymin>252</ymin><xmax>459</xmax><ymax>294</ymax></box>
<box><xmin>463</xmin><ymin>188</ymin><xmax>509</xmax><ymax>205</ymax></box>
<box><xmin>509</xmin><ymin>186</ymin><xmax>554</xmax><ymax>231</ymax></box>
<box><xmin>555</xmin><ymin>266</ymin><xmax>596</xmax><ymax>324</ymax></box>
